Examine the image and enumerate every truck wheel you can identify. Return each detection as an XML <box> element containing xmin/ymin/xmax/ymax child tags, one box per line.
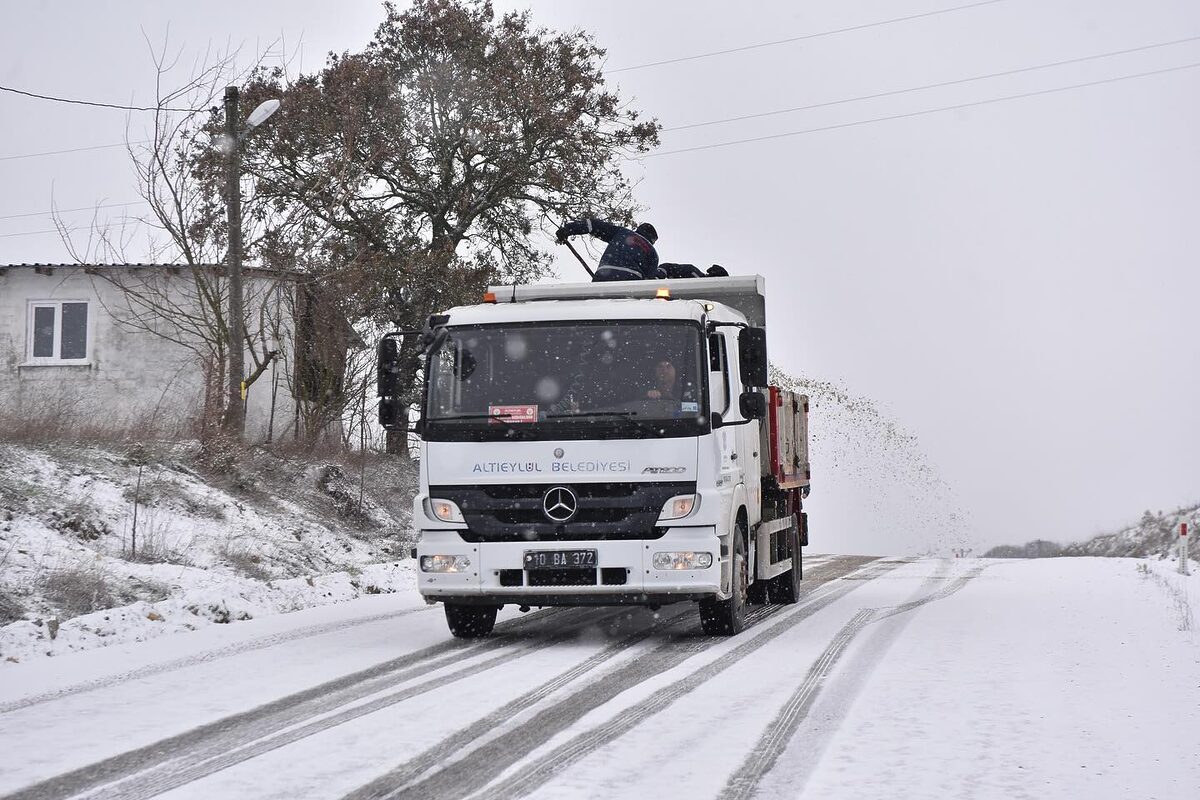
<box><xmin>699</xmin><ymin>526</ymin><xmax>748</xmax><ymax>635</ymax></box>
<box><xmin>768</xmin><ymin>524</ymin><xmax>803</xmax><ymax>604</ymax></box>
<box><xmin>444</xmin><ymin>603</ymin><xmax>498</xmax><ymax>638</ymax></box>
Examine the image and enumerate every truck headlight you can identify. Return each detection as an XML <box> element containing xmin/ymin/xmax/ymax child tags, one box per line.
<box><xmin>420</xmin><ymin>554</ymin><xmax>471</xmax><ymax>573</ymax></box>
<box><xmin>425</xmin><ymin>498</ymin><xmax>465</xmax><ymax>524</ymax></box>
<box><xmin>658</xmin><ymin>494</ymin><xmax>699</xmax><ymax>521</ymax></box>
<box><xmin>652</xmin><ymin>551</ymin><xmax>713</xmax><ymax>570</ymax></box>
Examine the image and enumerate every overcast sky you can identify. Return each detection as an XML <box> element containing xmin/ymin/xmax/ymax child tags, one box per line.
<box><xmin>2</xmin><ymin>0</ymin><xmax>1197</xmax><ymax>554</ymax></box>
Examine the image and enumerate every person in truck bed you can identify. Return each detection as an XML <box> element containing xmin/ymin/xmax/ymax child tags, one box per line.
<box><xmin>659</xmin><ymin>262</ymin><xmax>705</xmax><ymax>279</ymax></box>
<box><xmin>659</xmin><ymin>263</ymin><xmax>730</xmax><ymax>279</ymax></box>
<box><xmin>556</xmin><ymin>218</ymin><xmax>660</xmax><ymax>281</ymax></box>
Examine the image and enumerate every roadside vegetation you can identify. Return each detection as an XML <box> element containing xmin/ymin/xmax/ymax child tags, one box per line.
<box><xmin>983</xmin><ymin>503</ymin><xmax>1200</xmax><ymax>561</ymax></box>
<box><xmin>0</xmin><ymin>423</ymin><xmax>418</xmax><ymax>660</ymax></box>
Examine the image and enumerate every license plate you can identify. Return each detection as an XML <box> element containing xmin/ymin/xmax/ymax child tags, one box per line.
<box><xmin>523</xmin><ymin>549</ymin><xmax>597</xmax><ymax>570</ymax></box>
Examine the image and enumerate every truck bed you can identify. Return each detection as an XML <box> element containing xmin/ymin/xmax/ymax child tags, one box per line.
<box><xmin>763</xmin><ymin>386</ymin><xmax>810</xmax><ymax>490</ymax></box>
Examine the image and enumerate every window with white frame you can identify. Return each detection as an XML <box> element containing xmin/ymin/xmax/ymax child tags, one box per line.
<box><xmin>26</xmin><ymin>300</ymin><xmax>91</xmax><ymax>364</ymax></box>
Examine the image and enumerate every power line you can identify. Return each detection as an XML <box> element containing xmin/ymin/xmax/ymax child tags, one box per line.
<box><xmin>664</xmin><ymin>34</ymin><xmax>1200</xmax><ymax>132</ymax></box>
<box><xmin>0</xmin><ymin>84</ymin><xmax>205</xmax><ymax>113</ymax></box>
<box><xmin>2</xmin><ymin>31</ymin><xmax>1192</xmax><ymax>164</ymax></box>
<box><xmin>0</xmin><ymin>17</ymin><xmax>1170</xmax><ymax>167</ymax></box>
<box><xmin>0</xmin><ymin>201</ymin><xmax>145</xmax><ymax>222</ymax></box>
<box><xmin>609</xmin><ymin>0</ymin><xmax>1007</xmax><ymax>73</ymax></box>
<box><xmin>0</xmin><ymin>227</ymin><xmax>68</xmax><ymax>239</ymax></box>
<box><xmin>0</xmin><ymin>141</ymin><xmax>148</xmax><ymax>163</ymax></box>
<box><xmin>641</xmin><ymin>60</ymin><xmax>1200</xmax><ymax>158</ymax></box>
<box><xmin>0</xmin><ymin>217</ymin><xmax>147</xmax><ymax>239</ymax></box>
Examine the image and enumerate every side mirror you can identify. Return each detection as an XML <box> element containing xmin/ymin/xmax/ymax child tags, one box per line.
<box><xmin>739</xmin><ymin>390</ymin><xmax>767</xmax><ymax>420</ymax></box>
<box><xmin>379</xmin><ymin>396</ymin><xmax>405</xmax><ymax>429</ymax></box>
<box><xmin>738</xmin><ymin>327</ymin><xmax>768</xmax><ymax>387</ymax></box>
<box><xmin>710</xmin><ymin>412</ymin><xmax>724</xmax><ymax>430</ymax></box>
<box><xmin>377</xmin><ymin>336</ymin><xmax>403</xmax><ymax>397</ymax></box>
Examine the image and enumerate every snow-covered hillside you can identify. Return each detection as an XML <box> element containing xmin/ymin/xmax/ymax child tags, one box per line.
<box><xmin>0</xmin><ymin>441</ymin><xmax>419</xmax><ymax>663</ymax></box>
<box><xmin>1063</xmin><ymin>504</ymin><xmax>1198</xmax><ymax>558</ymax></box>
<box><xmin>985</xmin><ymin>503</ymin><xmax>1199</xmax><ymax>561</ymax></box>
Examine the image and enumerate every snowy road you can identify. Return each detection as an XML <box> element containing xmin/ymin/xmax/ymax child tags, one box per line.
<box><xmin>1</xmin><ymin>555</ymin><xmax>1197</xmax><ymax>799</ymax></box>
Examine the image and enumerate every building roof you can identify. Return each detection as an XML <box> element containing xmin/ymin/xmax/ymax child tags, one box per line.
<box><xmin>0</xmin><ymin>262</ymin><xmax>305</xmax><ymax>278</ymax></box>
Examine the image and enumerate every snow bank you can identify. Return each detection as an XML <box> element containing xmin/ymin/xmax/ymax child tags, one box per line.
<box><xmin>783</xmin><ymin>557</ymin><xmax>1200</xmax><ymax>800</ymax></box>
<box><xmin>0</xmin><ymin>441</ymin><xmax>418</xmax><ymax>664</ymax></box>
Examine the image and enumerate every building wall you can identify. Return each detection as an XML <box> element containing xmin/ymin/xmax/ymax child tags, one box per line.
<box><xmin>0</xmin><ymin>266</ymin><xmax>298</xmax><ymax>442</ymax></box>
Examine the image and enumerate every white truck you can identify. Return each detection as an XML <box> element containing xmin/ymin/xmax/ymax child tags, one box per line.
<box><xmin>378</xmin><ymin>276</ymin><xmax>810</xmax><ymax>638</ymax></box>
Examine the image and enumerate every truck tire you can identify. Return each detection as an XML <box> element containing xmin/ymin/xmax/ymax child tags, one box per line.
<box><xmin>768</xmin><ymin>524</ymin><xmax>802</xmax><ymax>604</ymax></box>
<box><xmin>699</xmin><ymin>525</ymin><xmax>748</xmax><ymax>635</ymax></box>
<box><xmin>444</xmin><ymin>603</ymin><xmax>498</xmax><ymax>638</ymax></box>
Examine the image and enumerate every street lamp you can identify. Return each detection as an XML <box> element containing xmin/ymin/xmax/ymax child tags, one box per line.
<box><xmin>245</xmin><ymin>99</ymin><xmax>281</xmax><ymax>130</ymax></box>
<box><xmin>222</xmin><ymin>85</ymin><xmax>279</xmax><ymax>434</ymax></box>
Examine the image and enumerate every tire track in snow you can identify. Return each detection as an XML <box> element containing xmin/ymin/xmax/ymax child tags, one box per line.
<box><xmin>370</xmin><ymin>556</ymin><xmax>893</xmax><ymax>800</ymax></box>
<box><xmin>2</xmin><ymin>605</ymin><xmax>585</xmax><ymax>800</ymax></box>
<box><xmin>99</xmin><ymin>607</ymin><xmax>639</xmax><ymax>800</ymax></box>
<box><xmin>348</xmin><ymin>555</ymin><xmax>851</xmax><ymax>798</ymax></box>
<box><xmin>0</xmin><ymin>605</ymin><xmax>437</xmax><ymax>715</ymax></box>
<box><xmin>343</xmin><ymin>604</ymin><xmax>698</xmax><ymax>800</ymax></box>
<box><xmin>718</xmin><ymin>563</ymin><xmax>988</xmax><ymax>800</ymax></box>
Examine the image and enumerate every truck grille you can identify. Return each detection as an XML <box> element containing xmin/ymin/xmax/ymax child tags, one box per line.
<box><xmin>430</xmin><ymin>481</ymin><xmax>695</xmax><ymax>542</ymax></box>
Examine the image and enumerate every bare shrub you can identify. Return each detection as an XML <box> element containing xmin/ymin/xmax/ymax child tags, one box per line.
<box><xmin>219</xmin><ymin>544</ymin><xmax>273</xmax><ymax>581</ymax></box>
<box><xmin>48</xmin><ymin>500</ymin><xmax>113</xmax><ymax>542</ymax></box>
<box><xmin>316</xmin><ymin>465</ymin><xmax>369</xmax><ymax>523</ymax></box>
<box><xmin>0</xmin><ymin>590</ymin><xmax>25</xmax><ymax>625</ymax></box>
<box><xmin>127</xmin><ymin>576</ymin><xmax>171</xmax><ymax>603</ymax></box>
<box><xmin>126</xmin><ymin>533</ymin><xmax>182</xmax><ymax>565</ymax></box>
<box><xmin>122</xmin><ymin>478</ymin><xmax>161</xmax><ymax>508</ymax></box>
<box><xmin>180</xmin><ymin>493</ymin><xmax>226</xmax><ymax>520</ymax></box>
<box><xmin>42</xmin><ymin>565</ymin><xmax>125</xmax><ymax>618</ymax></box>
<box><xmin>0</xmin><ymin>403</ymin><xmax>196</xmax><ymax>447</ymax></box>
<box><xmin>255</xmin><ymin>435</ymin><xmax>353</xmax><ymax>463</ymax></box>
<box><xmin>1137</xmin><ymin>562</ymin><xmax>1194</xmax><ymax>632</ymax></box>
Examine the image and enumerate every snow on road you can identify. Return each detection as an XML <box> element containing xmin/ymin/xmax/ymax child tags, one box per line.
<box><xmin>776</xmin><ymin>557</ymin><xmax>1200</xmax><ymax>800</ymax></box>
<box><xmin>0</xmin><ymin>555</ymin><xmax>1195</xmax><ymax>800</ymax></box>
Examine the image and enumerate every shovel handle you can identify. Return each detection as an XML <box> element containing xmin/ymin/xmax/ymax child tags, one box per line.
<box><xmin>563</xmin><ymin>239</ymin><xmax>595</xmax><ymax>278</ymax></box>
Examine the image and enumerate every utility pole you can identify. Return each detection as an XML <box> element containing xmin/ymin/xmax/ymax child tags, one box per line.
<box><xmin>223</xmin><ymin>84</ymin><xmax>246</xmax><ymax>434</ymax></box>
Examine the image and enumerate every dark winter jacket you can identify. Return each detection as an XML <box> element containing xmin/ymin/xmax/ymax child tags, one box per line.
<box><xmin>559</xmin><ymin>218</ymin><xmax>660</xmax><ymax>282</ymax></box>
<box><xmin>659</xmin><ymin>263</ymin><xmax>706</xmax><ymax>279</ymax></box>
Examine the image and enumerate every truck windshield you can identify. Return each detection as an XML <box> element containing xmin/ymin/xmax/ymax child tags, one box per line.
<box><xmin>423</xmin><ymin>321</ymin><xmax>707</xmax><ymax>441</ymax></box>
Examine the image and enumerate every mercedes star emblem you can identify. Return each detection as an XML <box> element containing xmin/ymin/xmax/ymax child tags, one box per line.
<box><xmin>553</xmin><ymin>447</ymin><xmax>565</xmax><ymax>459</ymax></box>
<box><xmin>542</xmin><ymin>486</ymin><xmax>578</xmax><ymax>523</ymax></box>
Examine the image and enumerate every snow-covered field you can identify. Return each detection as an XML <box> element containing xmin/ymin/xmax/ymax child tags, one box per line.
<box><xmin>0</xmin><ymin>554</ymin><xmax>1194</xmax><ymax>799</ymax></box>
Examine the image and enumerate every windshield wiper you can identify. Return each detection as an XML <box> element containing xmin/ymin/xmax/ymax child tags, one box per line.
<box><xmin>545</xmin><ymin>410</ymin><xmax>664</xmax><ymax>437</ymax></box>
<box><xmin>427</xmin><ymin>414</ymin><xmax>534</xmax><ymax>437</ymax></box>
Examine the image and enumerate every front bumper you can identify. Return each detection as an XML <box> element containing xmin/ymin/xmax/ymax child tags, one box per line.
<box><xmin>416</xmin><ymin>526</ymin><xmax>721</xmax><ymax>604</ymax></box>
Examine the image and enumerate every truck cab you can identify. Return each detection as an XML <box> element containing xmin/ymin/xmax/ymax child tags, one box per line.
<box><xmin>381</xmin><ymin>276</ymin><xmax>810</xmax><ymax>637</ymax></box>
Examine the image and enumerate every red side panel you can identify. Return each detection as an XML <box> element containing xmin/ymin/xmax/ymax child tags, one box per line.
<box><xmin>766</xmin><ymin>385</ymin><xmax>810</xmax><ymax>490</ymax></box>
<box><xmin>768</xmin><ymin>385</ymin><xmax>782</xmax><ymax>479</ymax></box>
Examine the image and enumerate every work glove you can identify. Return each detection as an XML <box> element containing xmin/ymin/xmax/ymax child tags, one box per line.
<box><xmin>555</xmin><ymin>227</ymin><xmax>569</xmax><ymax>244</ymax></box>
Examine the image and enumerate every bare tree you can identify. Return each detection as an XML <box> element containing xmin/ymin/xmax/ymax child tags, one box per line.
<box><xmin>58</xmin><ymin>2</ymin><xmax>661</xmax><ymax>456</ymax></box>
<box><xmin>211</xmin><ymin>0</ymin><xmax>661</xmax><ymax>454</ymax></box>
<box><xmin>56</xmin><ymin>36</ymin><xmax>299</xmax><ymax>441</ymax></box>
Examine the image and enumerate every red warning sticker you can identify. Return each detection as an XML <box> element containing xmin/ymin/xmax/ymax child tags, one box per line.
<box><xmin>488</xmin><ymin>404</ymin><xmax>538</xmax><ymax>423</ymax></box>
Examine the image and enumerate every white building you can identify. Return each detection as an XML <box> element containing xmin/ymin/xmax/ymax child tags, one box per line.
<box><xmin>0</xmin><ymin>263</ymin><xmax>353</xmax><ymax>442</ymax></box>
